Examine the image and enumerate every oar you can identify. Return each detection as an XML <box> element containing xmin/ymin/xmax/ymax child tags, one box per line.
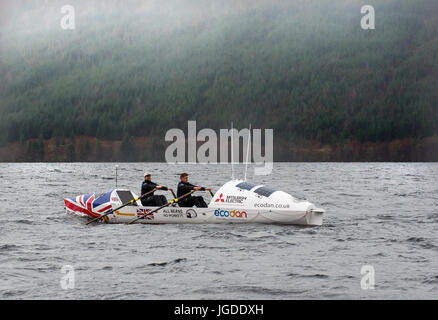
<box><xmin>164</xmin><ymin>188</ymin><xmax>177</xmax><ymax>205</ymax></box>
<box><xmin>199</xmin><ymin>187</ymin><xmax>214</xmax><ymax>197</ymax></box>
<box><xmin>86</xmin><ymin>188</ymin><xmax>158</xmax><ymax>225</ymax></box>
<box><xmin>127</xmin><ymin>190</ymin><xmax>196</xmax><ymax>224</ymax></box>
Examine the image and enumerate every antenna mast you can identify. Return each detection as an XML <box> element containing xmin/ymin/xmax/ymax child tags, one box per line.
<box><xmin>115</xmin><ymin>164</ymin><xmax>118</xmax><ymax>188</ymax></box>
<box><xmin>231</xmin><ymin>122</ymin><xmax>235</xmax><ymax>181</ymax></box>
<box><xmin>244</xmin><ymin>124</ymin><xmax>251</xmax><ymax>181</ymax></box>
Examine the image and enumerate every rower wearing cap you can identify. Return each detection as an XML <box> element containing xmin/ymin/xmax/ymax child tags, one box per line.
<box><xmin>141</xmin><ymin>172</ymin><xmax>173</xmax><ymax>206</ymax></box>
<box><xmin>177</xmin><ymin>173</ymin><xmax>211</xmax><ymax>208</ymax></box>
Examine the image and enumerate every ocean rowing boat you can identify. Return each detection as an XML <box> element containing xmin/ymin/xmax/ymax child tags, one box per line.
<box><xmin>64</xmin><ymin>180</ymin><xmax>325</xmax><ymax>226</ymax></box>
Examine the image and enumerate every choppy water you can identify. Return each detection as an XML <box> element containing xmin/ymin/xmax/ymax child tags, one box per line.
<box><xmin>0</xmin><ymin>163</ymin><xmax>437</xmax><ymax>299</ymax></box>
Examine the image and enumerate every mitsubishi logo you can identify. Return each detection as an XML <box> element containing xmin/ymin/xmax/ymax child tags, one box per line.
<box><xmin>215</xmin><ymin>193</ymin><xmax>225</xmax><ymax>202</ymax></box>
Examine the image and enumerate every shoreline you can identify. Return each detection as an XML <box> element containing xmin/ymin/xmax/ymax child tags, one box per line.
<box><xmin>1</xmin><ymin>135</ymin><xmax>438</xmax><ymax>162</ymax></box>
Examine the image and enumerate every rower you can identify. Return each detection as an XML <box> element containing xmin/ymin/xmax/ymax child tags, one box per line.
<box><xmin>141</xmin><ymin>172</ymin><xmax>173</xmax><ymax>206</ymax></box>
<box><xmin>176</xmin><ymin>173</ymin><xmax>211</xmax><ymax>208</ymax></box>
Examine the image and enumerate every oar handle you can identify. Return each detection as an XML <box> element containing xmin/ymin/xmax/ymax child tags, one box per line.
<box><xmin>170</xmin><ymin>189</ymin><xmax>177</xmax><ymax>198</ymax></box>
<box><xmin>86</xmin><ymin>188</ymin><xmax>158</xmax><ymax>225</ymax></box>
<box><xmin>200</xmin><ymin>187</ymin><xmax>214</xmax><ymax>197</ymax></box>
<box><xmin>128</xmin><ymin>190</ymin><xmax>196</xmax><ymax>224</ymax></box>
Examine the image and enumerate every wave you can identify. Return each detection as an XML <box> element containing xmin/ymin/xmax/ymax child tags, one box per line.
<box><xmin>0</xmin><ymin>244</ymin><xmax>20</xmax><ymax>251</ymax></box>
<box><xmin>147</xmin><ymin>258</ymin><xmax>187</xmax><ymax>267</ymax></box>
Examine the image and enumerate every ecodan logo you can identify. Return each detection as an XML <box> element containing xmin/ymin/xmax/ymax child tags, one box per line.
<box><xmin>165</xmin><ymin>121</ymin><xmax>273</xmax><ymax>175</ymax></box>
<box><xmin>214</xmin><ymin>209</ymin><xmax>247</xmax><ymax>219</ymax></box>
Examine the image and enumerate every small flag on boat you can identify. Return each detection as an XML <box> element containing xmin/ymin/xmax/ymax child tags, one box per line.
<box><xmin>137</xmin><ymin>209</ymin><xmax>154</xmax><ymax>220</ymax></box>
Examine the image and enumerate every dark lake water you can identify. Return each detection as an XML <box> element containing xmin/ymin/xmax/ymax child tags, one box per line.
<box><xmin>0</xmin><ymin>162</ymin><xmax>437</xmax><ymax>299</ymax></box>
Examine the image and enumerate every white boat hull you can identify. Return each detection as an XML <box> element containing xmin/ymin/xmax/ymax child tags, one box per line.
<box><xmin>64</xmin><ymin>180</ymin><xmax>325</xmax><ymax>226</ymax></box>
<box><xmin>65</xmin><ymin>205</ymin><xmax>323</xmax><ymax>226</ymax></box>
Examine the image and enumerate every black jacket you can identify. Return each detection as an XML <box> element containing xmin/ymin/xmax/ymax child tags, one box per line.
<box><xmin>141</xmin><ymin>180</ymin><xmax>168</xmax><ymax>198</ymax></box>
<box><xmin>177</xmin><ymin>181</ymin><xmax>204</xmax><ymax>198</ymax></box>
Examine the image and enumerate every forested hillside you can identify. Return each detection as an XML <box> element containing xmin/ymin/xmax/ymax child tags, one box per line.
<box><xmin>0</xmin><ymin>0</ymin><xmax>437</xmax><ymax>161</ymax></box>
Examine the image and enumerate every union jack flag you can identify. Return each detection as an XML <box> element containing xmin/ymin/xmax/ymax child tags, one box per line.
<box><xmin>64</xmin><ymin>191</ymin><xmax>114</xmax><ymax>218</ymax></box>
<box><xmin>137</xmin><ymin>208</ymin><xmax>154</xmax><ymax>220</ymax></box>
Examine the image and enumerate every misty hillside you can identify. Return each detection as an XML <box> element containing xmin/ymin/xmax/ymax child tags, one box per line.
<box><xmin>0</xmin><ymin>0</ymin><xmax>437</xmax><ymax>159</ymax></box>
